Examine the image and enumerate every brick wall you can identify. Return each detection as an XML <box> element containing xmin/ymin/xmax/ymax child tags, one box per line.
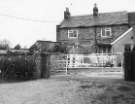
<box><xmin>57</xmin><ymin>25</ymin><xmax>129</xmax><ymax>53</ymax></box>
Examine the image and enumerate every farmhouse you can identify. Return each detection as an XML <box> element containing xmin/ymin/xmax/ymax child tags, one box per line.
<box><xmin>56</xmin><ymin>4</ymin><xmax>135</xmax><ymax>54</ymax></box>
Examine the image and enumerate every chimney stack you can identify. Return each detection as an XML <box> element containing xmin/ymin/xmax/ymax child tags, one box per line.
<box><xmin>93</xmin><ymin>3</ymin><xmax>98</xmax><ymax>17</ymax></box>
<box><xmin>64</xmin><ymin>7</ymin><xmax>70</xmax><ymax>19</ymax></box>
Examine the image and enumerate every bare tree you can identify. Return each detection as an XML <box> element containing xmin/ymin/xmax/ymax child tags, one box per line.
<box><xmin>0</xmin><ymin>39</ymin><xmax>11</xmax><ymax>50</ymax></box>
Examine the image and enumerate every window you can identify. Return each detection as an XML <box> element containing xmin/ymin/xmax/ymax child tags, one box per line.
<box><xmin>68</xmin><ymin>30</ymin><xmax>78</xmax><ymax>38</ymax></box>
<box><xmin>97</xmin><ymin>47</ymin><xmax>111</xmax><ymax>53</ymax></box>
<box><xmin>97</xmin><ymin>28</ymin><xmax>112</xmax><ymax>38</ymax></box>
<box><xmin>101</xmin><ymin>28</ymin><xmax>112</xmax><ymax>37</ymax></box>
<box><xmin>105</xmin><ymin>28</ymin><xmax>112</xmax><ymax>37</ymax></box>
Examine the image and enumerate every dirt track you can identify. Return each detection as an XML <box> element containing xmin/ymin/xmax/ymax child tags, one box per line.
<box><xmin>0</xmin><ymin>74</ymin><xmax>135</xmax><ymax>104</ymax></box>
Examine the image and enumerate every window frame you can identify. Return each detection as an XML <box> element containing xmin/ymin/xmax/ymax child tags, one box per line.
<box><xmin>101</xmin><ymin>27</ymin><xmax>112</xmax><ymax>38</ymax></box>
<box><xmin>68</xmin><ymin>30</ymin><xmax>79</xmax><ymax>39</ymax></box>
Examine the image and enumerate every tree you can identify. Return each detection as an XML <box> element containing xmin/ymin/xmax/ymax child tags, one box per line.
<box><xmin>0</xmin><ymin>39</ymin><xmax>11</xmax><ymax>50</ymax></box>
<box><xmin>14</xmin><ymin>44</ymin><xmax>21</xmax><ymax>50</ymax></box>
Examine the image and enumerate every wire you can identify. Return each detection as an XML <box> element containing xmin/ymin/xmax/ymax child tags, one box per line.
<box><xmin>0</xmin><ymin>13</ymin><xmax>58</xmax><ymax>23</ymax></box>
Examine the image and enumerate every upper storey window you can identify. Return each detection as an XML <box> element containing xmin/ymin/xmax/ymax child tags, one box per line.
<box><xmin>97</xmin><ymin>27</ymin><xmax>112</xmax><ymax>38</ymax></box>
<box><xmin>68</xmin><ymin>30</ymin><xmax>78</xmax><ymax>39</ymax></box>
<box><xmin>101</xmin><ymin>28</ymin><xmax>112</xmax><ymax>37</ymax></box>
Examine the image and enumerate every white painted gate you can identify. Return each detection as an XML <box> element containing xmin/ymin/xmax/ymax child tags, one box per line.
<box><xmin>50</xmin><ymin>53</ymin><xmax>123</xmax><ymax>74</ymax></box>
<box><xmin>66</xmin><ymin>53</ymin><xmax>122</xmax><ymax>68</ymax></box>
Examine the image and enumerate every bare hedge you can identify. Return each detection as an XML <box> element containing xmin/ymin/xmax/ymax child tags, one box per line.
<box><xmin>0</xmin><ymin>54</ymin><xmax>36</xmax><ymax>81</ymax></box>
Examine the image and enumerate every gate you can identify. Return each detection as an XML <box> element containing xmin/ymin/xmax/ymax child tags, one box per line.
<box><xmin>50</xmin><ymin>53</ymin><xmax>123</xmax><ymax>75</ymax></box>
<box><xmin>67</xmin><ymin>53</ymin><xmax>122</xmax><ymax>67</ymax></box>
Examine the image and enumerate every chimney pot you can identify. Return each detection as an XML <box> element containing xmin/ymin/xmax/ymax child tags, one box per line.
<box><xmin>93</xmin><ymin>3</ymin><xmax>98</xmax><ymax>17</ymax></box>
<box><xmin>64</xmin><ymin>7</ymin><xmax>70</xmax><ymax>19</ymax></box>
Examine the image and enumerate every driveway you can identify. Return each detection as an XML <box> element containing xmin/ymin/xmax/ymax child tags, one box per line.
<box><xmin>0</xmin><ymin>73</ymin><xmax>134</xmax><ymax>104</ymax></box>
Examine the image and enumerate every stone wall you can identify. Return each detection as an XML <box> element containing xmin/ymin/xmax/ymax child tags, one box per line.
<box><xmin>50</xmin><ymin>53</ymin><xmax>66</xmax><ymax>70</ymax></box>
<box><xmin>40</xmin><ymin>53</ymin><xmax>50</xmax><ymax>78</ymax></box>
<box><xmin>33</xmin><ymin>53</ymin><xmax>50</xmax><ymax>79</ymax></box>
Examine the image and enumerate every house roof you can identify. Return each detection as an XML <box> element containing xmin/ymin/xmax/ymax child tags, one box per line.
<box><xmin>59</xmin><ymin>11</ymin><xmax>128</xmax><ymax>28</ymax></box>
<box><xmin>111</xmin><ymin>27</ymin><xmax>133</xmax><ymax>45</ymax></box>
<box><xmin>29</xmin><ymin>40</ymin><xmax>59</xmax><ymax>51</ymax></box>
<box><xmin>36</xmin><ymin>40</ymin><xmax>58</xmax><ymax>43</ymax></box>
<box><xmin>29</xmin><ymin>40</ymin><xmax>68</xmax><ymax>53</ymax></box>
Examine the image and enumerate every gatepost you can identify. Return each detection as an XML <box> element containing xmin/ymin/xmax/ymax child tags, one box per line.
<box><xmin>40</xmin><ymin>53</ymin><xmax>50</xmax><ymax>78</ymax></box>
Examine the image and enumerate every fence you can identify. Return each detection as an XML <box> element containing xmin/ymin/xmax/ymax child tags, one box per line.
<box><xmin>50</xmin><ymin>53</ymin><xmax>123</xmax><ymax>74</ymax></box>
<box><xmin>66</xmin><ymin>53</ymin><xmax>122</xmax><ymax>68</ymax></box>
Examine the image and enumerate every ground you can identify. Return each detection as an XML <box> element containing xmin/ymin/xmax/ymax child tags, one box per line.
<box><xmin>0</xmin><ymin>72</ymin><xmax>135</xmax><ymax>104</ymax></box>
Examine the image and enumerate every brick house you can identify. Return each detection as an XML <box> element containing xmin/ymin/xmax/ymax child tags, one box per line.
<box><xmin>56</xmin><ymin>4</ymin><xmax>135</xmax><ymax>54</ymax></box>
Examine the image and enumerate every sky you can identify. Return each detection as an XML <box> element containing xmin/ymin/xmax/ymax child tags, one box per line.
<box><xmin>0</xmin><ymin>0</ymin><xmax>134</xmax><ymax>48</ymax></box>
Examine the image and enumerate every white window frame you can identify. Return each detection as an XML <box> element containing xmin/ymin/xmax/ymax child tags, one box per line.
<box><xmin>68</xmin><ymin>30</ymin><xmax>78</xmax><ymax>39</ymax></box>
<box><xmin>101</xmin><ymin>28</ymin><xmax>112</xmax><ymax>38</ymax></box>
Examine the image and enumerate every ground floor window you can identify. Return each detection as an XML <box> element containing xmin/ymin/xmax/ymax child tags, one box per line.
<box><xmin>97</xmin><ymin>46</ymin><xmax>111</xmax><ymax>53</ymax></box>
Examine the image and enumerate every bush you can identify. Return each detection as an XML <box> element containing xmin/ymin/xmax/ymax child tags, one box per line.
<box><xmin>0</xmin><ymin>55</ymin><xmax>36</xmax><ymax>81</ymax></box>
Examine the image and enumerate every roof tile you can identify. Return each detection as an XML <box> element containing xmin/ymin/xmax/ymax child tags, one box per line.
<box><xmin>59</xmin><ymin>11</ymin><xmax>128</xmax><ymax>28</ymax></box>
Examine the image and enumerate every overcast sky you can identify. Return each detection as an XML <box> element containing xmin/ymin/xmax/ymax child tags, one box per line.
<box><xmin>0</xmin><ymin>0</ymin><xmax>134</xmax><ymax>48</ymax></box>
